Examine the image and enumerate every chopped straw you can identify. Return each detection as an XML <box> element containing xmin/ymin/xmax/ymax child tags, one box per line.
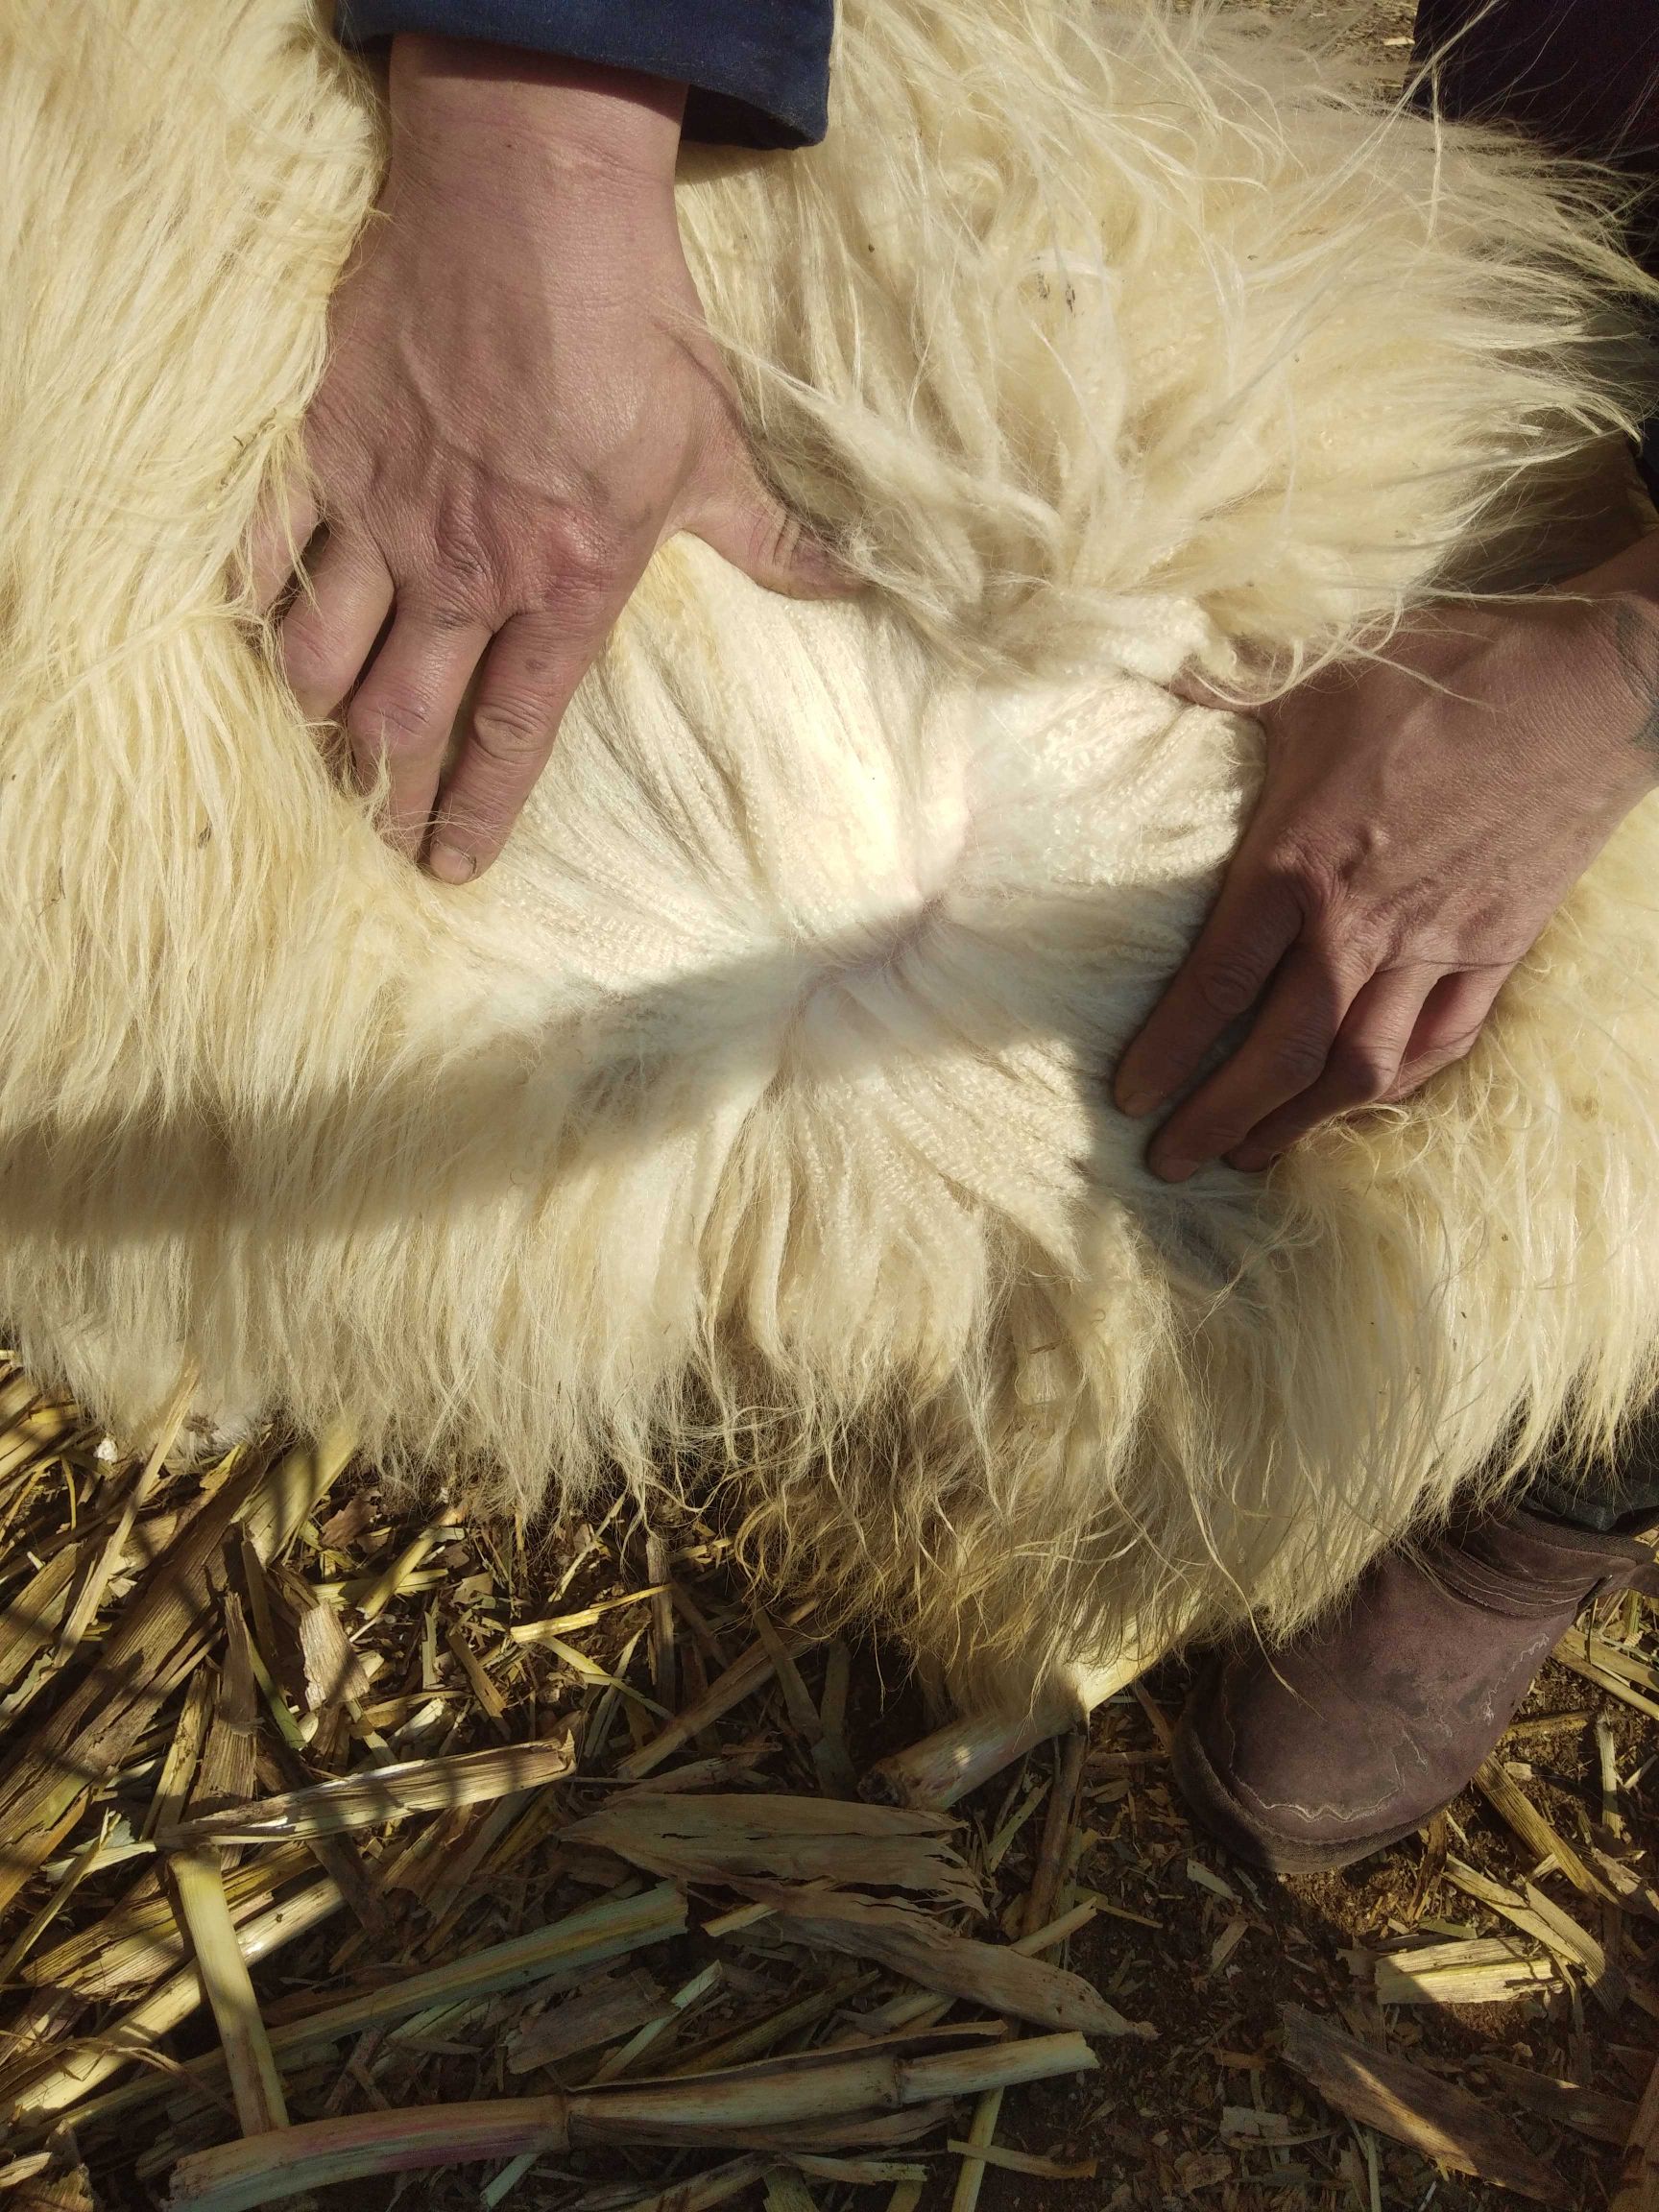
<box><xmin>0</xmin><ymin>1362</ymin><xmax>1652</xmax><ymax>2211</ymax></box>
<box><xmin>163</xmin><ymin>2029</ymin><xmax>1097</xmax><ymax>2211</ymax></box>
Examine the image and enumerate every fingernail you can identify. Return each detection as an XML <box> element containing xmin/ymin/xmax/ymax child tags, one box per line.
<box><xmin>427</xmin><ymin>841</ymin><xmax>477</xmax><ymax>885</ymax></box>
<box><xmin>1152</xmin><ymin>1155</ymin><xmax>1196</xmax><ymax>1184</ymax></box>
<box><xmin>1117</xmin><ymin>1087</ymin><xmax>1163</xmax><ymax>1119</ymax></box>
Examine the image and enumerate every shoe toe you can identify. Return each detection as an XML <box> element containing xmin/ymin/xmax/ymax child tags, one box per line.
<box><xmin>1173</xmin><ymin>1653</ymin><xmax>1442</xmax><ymax>1875</ymax></box>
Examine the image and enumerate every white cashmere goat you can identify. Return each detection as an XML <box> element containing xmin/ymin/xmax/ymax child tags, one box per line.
<box><xmin>5</xmin><ymin>0</ymin><xmax>1659</xmax><ymax>1695</ymax></box>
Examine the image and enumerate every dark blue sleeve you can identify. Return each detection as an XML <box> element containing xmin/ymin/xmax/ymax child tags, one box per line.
<box><xmin>336</xmin><ymin>1</ymin><xmax>834</xmax><ymax>148</ymax></box>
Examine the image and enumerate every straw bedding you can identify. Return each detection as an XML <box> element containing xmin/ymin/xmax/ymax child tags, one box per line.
<box><xmin>4</xmin><ymin>0</ymin><xmax>1659</xmax><ymax>1700</ymax></box>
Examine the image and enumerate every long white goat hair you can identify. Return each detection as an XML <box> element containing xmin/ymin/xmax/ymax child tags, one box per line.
<box><xmin>6</xmin><ymin>0</ymin><xmax>1659</xmax><ymax>1695</ymax></box>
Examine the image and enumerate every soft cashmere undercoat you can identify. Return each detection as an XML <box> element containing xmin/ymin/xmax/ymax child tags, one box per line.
<box><xmin>6</xmin><ymin>0</ymin><xmax>1659</xmax><ymax>1696</ymax></box>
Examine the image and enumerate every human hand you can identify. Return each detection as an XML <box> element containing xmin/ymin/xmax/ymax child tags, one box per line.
<box><xmin>1114</xmin><ymin>539</ymin><xmax>1659</xmax><ymax>1179</ymax></box>
<box><xmin>254</xmin><ymin>37</ymin><xmax>845</xmax><ymax>881</ymax></box>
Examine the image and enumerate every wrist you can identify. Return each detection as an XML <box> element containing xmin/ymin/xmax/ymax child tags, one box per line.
<box><xmin>388</xmin><ymin>36</ymin><xmax>685</xmax><ymax>204</ymax></box>
<box><xmin>1539</xmin><ymin>534</ymin><xmax>1659</xmax><ymax>795</ymax></box>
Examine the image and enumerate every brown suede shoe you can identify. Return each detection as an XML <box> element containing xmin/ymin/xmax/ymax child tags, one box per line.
<box><xmin>1171</xmin><ymin>1508</ymin><xmax>1659</xmax><ymax>1874</ymax></box>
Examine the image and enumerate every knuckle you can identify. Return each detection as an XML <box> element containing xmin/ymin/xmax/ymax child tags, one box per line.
<box><xmin>419</xmin><ymin>535</ymin><xmax>499</xmax><ymax>618</ymax></box>
<box><xmin>277</xmin><ymin>626</ymin><xmax>340</xmax><ymax>703</ymax></box>
<box><xmin>1193</xmin><ymin>953</ymin><xmax>1266</xmax><ymax>1022</ymax></box>
<box><xmin>1264</xmin><ymin>842</ymin><xmax>1340</xmax><ymax>917</ymax></box>
<box><xmin>1326</xmin><ymin>1039</ymin><xmax>1395</xmax><ymax>1099</ymax></box>
<box><xmin>1304</xmin><ymin>915</ymin><xmax>1389</xmax><ymax>1001</ymax></box>
<box><xmin>422</xmin><ymin>595</ymin><xmax>490</xmax><ymax>637</ymax></box>
<box><xmin>1425</xmin><ymin>1025</ymin><xmax>1483</xmax><ymax>1077</ymax></box>
<box><xmin>469</xmin><ymin>698</ymin><xmax>549</xmax><ymax>769</ymax></box>
<box><xmin>348</xmin><ymin>685</ymin><xmax>442</xmax><ymax>754</ymax></box>
<box><xmin>536</xmin><ymin>508</ymin><xmax>628</xmax><ymax>603</ymax></box>
<box><xmin>1264</xmin><ymin>1031</ymin><xmax>1331</xmax><ymax>1093</ymax></box>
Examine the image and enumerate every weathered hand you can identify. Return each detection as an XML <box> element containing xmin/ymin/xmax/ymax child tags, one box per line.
<box><xmin>254</xmin><ymin>37</ymin><xmax>843</xmax><ymax>881</ymax></box>
<box><xmin>1115</xmin><ymin>538</ymin><xmax>1659</xmax><ymax>1179</ymax></box>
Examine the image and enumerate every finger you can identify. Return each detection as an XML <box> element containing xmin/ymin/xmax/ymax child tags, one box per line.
<box><xmin>242</xmin><ymin>488</ymin><xmax>322</xmax><ymax>613</ymax></box>
<box><xmin>1114</xmin><ymin>869</ymin><xmax>1303</xmax><ymax>1119</ymax></box>
<box><xmin>426</xmin><ymin>611</ymin><xmax>587</xmax><ymax>882</ymax></box>
<box><xmin>345</xmin><ymin>606</ymin><xmax>492</xmax><ymax>852</ymax></box>
<box><xmin>1226</xmin><ymin>962</ymin><xmax>1438</xmax><ymax>1170</ymax></box>
<box><xmin>1383</xmin><ymin>966</ymin><xmax>1508</xmax><ymax>1101</ymax></box>
<box><xmin>1167</xmin><ymin>671</ymin><xmax>1248</xmax><ymax>713</ymax></box>
<box><xmin>277</xmin><ymin>532</ymin><xmax>395</xmax><ymax>722</ymax></box>
<box><xmin>1146</xmin><ymin>936</ymin><xmax>1370</xmax><ymax>1181</ymax></box>
<box><xmin>690</xmin><ymin>461</ymin><xmax>855</xmax><ymax>601</ymax></box>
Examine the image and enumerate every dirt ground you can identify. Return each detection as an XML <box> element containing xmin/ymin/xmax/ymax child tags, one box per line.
<box><xmin>1227</xmin><ymin>0</ymin><xmax>1419</xmax><ymax>94</ymax></box>
<box><xmin>958</xmin><ymin>1648</ymin><xmax>1659</xmax><ymax>2212</ymax></box>
<box><xmin>12</xmin><ymin>1441</ymin><xmax>1648</xmax><ymax>2212</ymax></box>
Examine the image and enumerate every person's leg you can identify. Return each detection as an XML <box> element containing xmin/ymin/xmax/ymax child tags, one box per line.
<box><xmin>1525</xmin><ymin>1464</ymin><xmax>1659</xmax><ymax>1532</ymax></box>
<box><xmin>1166</xmin><ymin>3</ymin><xmax>1659</xmax><ymax>1873</ymax></box>
<box><xmin>1413</xmin><ymin>0</ymin><xmax>1659</xmax><ymax>501</ymax></box>
<box><xmin>1411</xmin><ymin>0</ymin><xmax>1657</xmax><ymax>209</ymax></box>
<box><xmin>1521</xmin><ymin>1394</ymin><xmax>1659</xmax><ymax>1528</ymax></box>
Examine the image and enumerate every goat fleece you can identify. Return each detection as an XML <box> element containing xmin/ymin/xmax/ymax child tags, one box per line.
<box><xmin>5</xmin><ymin>0</ymin><xmax>1659</xmax><ymax>1696</ymax></box>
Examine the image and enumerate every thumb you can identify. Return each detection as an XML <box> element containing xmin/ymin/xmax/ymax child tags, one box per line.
<box><xmin>690</xmin><ymin>460</ymin><xmax>856</xmax><ymax>602</ymax></box>
<box><xmin>240</xmin><ymin>484</ymin><xmax>321</xmax><ymax>613</ymax></box>
<box><xmin>1169</xmin><ymin>668</ymin><xmax>1264</xmax><ymax>714</ymax></box>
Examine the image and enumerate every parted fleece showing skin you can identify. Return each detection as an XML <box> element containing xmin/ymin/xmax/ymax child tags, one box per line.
<box><xmin>5</xmin><ymin>0</ymin><xmax>1659</xmax><ymax>1700</ymax></box>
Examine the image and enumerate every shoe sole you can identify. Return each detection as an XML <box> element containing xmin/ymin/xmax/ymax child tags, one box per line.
<box><xmin>1170</xmin><ymin>1711</ymin><xmax>1440</xmax><ymax>1877</ymax></box>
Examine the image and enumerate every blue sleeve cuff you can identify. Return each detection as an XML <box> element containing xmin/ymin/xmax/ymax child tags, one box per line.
<box><xmin>336</xmin><ymin>1</ymin><xmax>833</xmax><ymax>148</ymax></box>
